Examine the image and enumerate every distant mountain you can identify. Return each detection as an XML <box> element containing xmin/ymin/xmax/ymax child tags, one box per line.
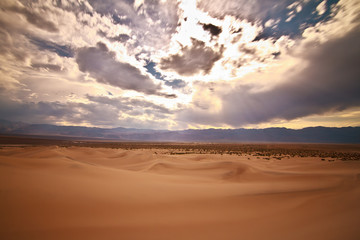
<box><xmin>0</xmin><ymin>119</ymin><xmax>28</xmax><ymax>132</ymax></box>
<box><xmin>0</xmin><ymin>119</ymin><xmax>359</xmax><ymax>143</ymax></box>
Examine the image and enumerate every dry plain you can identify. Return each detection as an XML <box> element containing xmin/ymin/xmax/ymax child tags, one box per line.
<box><xmin>1</xmin><ymin>138</ymin><xmax>360</xmax><ymax>240</ymax></box>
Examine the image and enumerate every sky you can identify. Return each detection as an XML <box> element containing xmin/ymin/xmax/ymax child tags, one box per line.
<box><xmin>0</xmin><ymin>0</ymin><xmax>359</xmax><ymax>130</ymax></box>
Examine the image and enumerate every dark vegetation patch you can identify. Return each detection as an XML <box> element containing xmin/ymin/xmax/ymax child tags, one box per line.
<box><xmin>1</xmin><ymin>135</ymin><xmax>359</xmax><ymax>161</ymax></box>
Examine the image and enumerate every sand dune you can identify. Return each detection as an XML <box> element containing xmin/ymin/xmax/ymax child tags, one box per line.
<box><xmin>1</xmin><ymin>146</ymin><xmax>360</xmax><ymax>240</ymax></box>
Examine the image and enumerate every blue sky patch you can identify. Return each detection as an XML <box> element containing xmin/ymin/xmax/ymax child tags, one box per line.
<box><xmin>260</xmin><ymin>0</ymin><xmax>340</xmax><ymax>39</ymax></box>
<box><xmin>144</xmin><ymin>61</ymin><xmax>165</xmax><ymax>80</ymax></box>
<box><xmin>145</xmin><ymin>61</ymin><xmax>186</xmax><ymax>89</ymax></box>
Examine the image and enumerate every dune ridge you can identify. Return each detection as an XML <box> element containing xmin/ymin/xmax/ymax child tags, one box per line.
<box><xmin>1</xmin><ymin>146</ymin><xmax>360</xmax><ymax>240</ymax></box>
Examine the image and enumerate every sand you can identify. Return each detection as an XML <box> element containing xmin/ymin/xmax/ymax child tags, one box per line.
<box><xmin>1</xmin><ymin>146</ymin><xmax>360</xmax><ymax>240</ymax></box>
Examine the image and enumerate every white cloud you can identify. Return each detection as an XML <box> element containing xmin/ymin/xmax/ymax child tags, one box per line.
<box><xmin>316</xmin><ymin>0</ymin><xmax>327</xmax><ymax>15</ymax></box>
<box><xmin>303</xmin><ymin>0</ymin><xmax>360</xmax><ymax>43</ymax></box>
<box><xmin>296</xmin><ymin>4</ymin><xmax>303</xmax><ymax>13</ymax></box>
<box><xmin>264</xmin><ymin>19</ymin><xmax>276</xmax><ymax>28</ymax></box>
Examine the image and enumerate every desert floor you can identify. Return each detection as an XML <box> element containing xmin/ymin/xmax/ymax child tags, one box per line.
<box><xmin>1</xmin><ymin>144</ymin><xmax>360</xmax><ymax>240</ymax></box>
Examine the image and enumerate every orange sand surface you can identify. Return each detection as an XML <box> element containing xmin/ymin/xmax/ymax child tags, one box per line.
<box><xmin>1</xmin><ymin>146</ymin><xmax>360</xmax><ymax>240</ymax></box>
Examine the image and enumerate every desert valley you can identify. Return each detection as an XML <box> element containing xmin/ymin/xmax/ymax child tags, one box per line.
<box><xmin>1</xmin><ymin>137</ymin><xmax>360</xmax><ymax>240</ymax></box>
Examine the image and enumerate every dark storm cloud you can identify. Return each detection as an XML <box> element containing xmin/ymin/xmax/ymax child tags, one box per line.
<box><xmin>0</xmin><ymin>93</ymin><xmax>172</xmax><ymax>126</ymax></box>
<box><xmin>6</xmin><ymin>5</ymin><xmax>58</xmax><ymax>32</ymax></box>
<box><xmin>160</xmin><ymin>39</ymin><xmax>223</xmax><ymax>76</ymax></box>
<box><xmin>157</xmin><ymin>93</ymin><xmax>178</xmax><ymax>99</ymax></box>
<box><xmin>111</xmin><ymin>34</ymin><xmax>131</xmax><ymax>42</ymax></box>
<box><xmin>111</xmin><ymin>13</ymin><xmax>132</xmax><ymax>25</ymax></box>
<box><xmin>29</xmin><ymin>37</ymin><xmax>74</xmax><ymax>57</ymax></box>
<box><xmin>252</xmin><ymin>32</ymin><xmax>272</xmax><ymax>42</ymax></box>
<box><xmin>180</xmin><ymin>27</ymin><xmax>360</xmax><ymax>127</ymax></box>
<box><xmin>202</xmin><ymin>23</ymin><xmax>222</xmax><ymax>36</ymax></box>
<box><xmin>0</xmin><ymin>98</ymin><xmax>77</xmax><ymax>124</ymax></box>
<box><xmin>76</xmin><ymin>42</ymin><xmax>161</xmax><ymax>95</ymax></box>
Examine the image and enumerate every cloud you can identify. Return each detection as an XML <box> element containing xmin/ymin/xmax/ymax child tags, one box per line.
<box><xmin>29</xmin><ymin>37</ymin><xmax>74</xmax><ymax>57</ymax></box>
<box><xmin>76</xmin><ymin>42</ymin><xmax>161</xmax><ymax>94</ymax></box>
<box><xmin>87</xmin><ymin>0</ymin><xmax>135</xmax><ymax>17</ymax></box>
<box><xmin>0</xmin><ymin>0</ymin><xmax>357</xmax><ymax>130</ymax></box>
<box><xmin>88</xmin><ymin>0</ymin><xmax>179</xmax><ymax>50</ymax></box>
<box><xmin>160</xmin><ymin>38</ymin><xmax>223</xmax><ymax>76</ymax></box>
<box><xmin>85</xmin><ymin>95</ymin><xmax>174</xmax><ymax>127</ymax></box>
<box><xmin>109</xmin><ymin>34</ymin><xmax>131</xmax><ymax>42</ymax></box>
<box><xmin>31</xmin><ymin>63</ymin><xmax>62</xmax><ymax>72</ymax></box>
<box><xmin>197</xmin><ymin>0</ymin><xmax>291</xmax><ymax>21</ymax></box>
<box><xmin>0</xmin><ymin>93</ymin><xmax>173</xmax><ymax>128</ymax></box>
<box><xmin>165</xmin><ymin>79</ymin><xmax>187</xmax><ymax>89</ymax></box>
<box><xmin>178</xmin><ymin>26</ymin><xmax>360</xmax><ymax>127</ymax></box>
<box><xmin>202</xmin><ymin>23</ymin><xmax>222</xmax><ymax>36</ymax></box>
<box><xmin>198</xmin><ymin>0</ymin><xmax>340</xmax><ymax>39</ymax></box>
<box><xmin>5</xmin><ymin>4</ymin><xmax>59</xmax><ymax>32</ymax></box>
<box><xmin>316</xmin><ymin>0</ymin><xmax>327</xmax><ymax>15</ymax></box>
<box><xmin>0</xmin><ymin>97</ymin><xmax>77</xmax><ymax>124</ymax></box>
<box><xmin>0</xmin><ymin>30</ymin><xmax>27</xmax><ymax>62</ymax></box>
<box><xmin>86</xmin><ymin>95</ymin><xmax>172</xmax><ymax>115</ymax></box>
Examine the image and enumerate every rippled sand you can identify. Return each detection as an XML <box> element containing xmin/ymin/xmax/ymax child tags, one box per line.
<box><xmin>1</xmin><ymin>146</ymin><xmax>360</xmax><ymax>240</ymax></box>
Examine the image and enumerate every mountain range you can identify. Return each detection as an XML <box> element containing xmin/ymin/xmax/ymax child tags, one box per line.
<box><xmin>0</xmin><ymin>119</ymin><xmax>359</xmax><ymax>143</ymax></box>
